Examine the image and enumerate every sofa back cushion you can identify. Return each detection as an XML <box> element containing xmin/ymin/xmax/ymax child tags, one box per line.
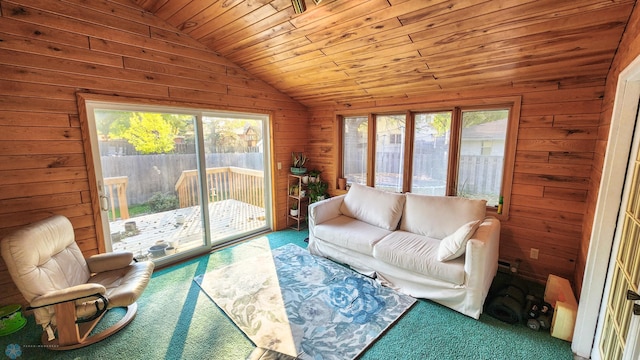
<box><xmin>400</xmin><ymin>193</ymin><xmax>486</xmax><ymax>239</ymax></box>
<box><xmin>339</xmin><ymin>183</ymin><xmax>406</xmax><ymax>231</ymax></box>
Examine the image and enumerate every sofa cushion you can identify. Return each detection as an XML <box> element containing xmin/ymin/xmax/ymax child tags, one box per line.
<box><xmin>339</xmin><ymin>183</ymin><xmax>405</xmax><ymax>231</ymax></box>
<box><xmin>400</xmin><ymin>193</ymin><xmax>486</xmax><ymax>239</ymax></box>
<box><xmin>373</xmin><ymin>231</ymin><xmax>465</xmax><ymax>285</ymax></box>
<box><xmin>437</xmin><ymin>220</ymin><xmax>481</xmax><ymax>261</ymax></box>
<box><xmin>314</xmin><ymin>215</ymin><xmax>393</xmax><ymax>256</ymax></box>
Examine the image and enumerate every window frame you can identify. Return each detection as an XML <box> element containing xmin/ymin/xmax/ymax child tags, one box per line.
<box><xmin>336</xmin><ymin>96</ymin><xmax>520</xmax><ymax>219</ymax></box>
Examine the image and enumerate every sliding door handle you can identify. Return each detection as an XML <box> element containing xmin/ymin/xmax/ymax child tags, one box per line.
<box><xmin>100</xmin><ymin>195</ymin><xmax>109</xmax><ymax>211</ymax></box>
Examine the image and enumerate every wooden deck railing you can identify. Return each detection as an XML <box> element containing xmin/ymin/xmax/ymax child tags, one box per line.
<box><xmin>175</xmin><ymin>167</ymin><xmax>264</xmax><ymax>208</ymax></box>
<box><xmin>104</xmin><ymin>176</ymin><xmax>129</xmax><ymax>220</ymax></box>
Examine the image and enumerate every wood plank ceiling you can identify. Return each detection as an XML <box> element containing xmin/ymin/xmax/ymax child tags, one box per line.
<box><xmin>132</xmin><ymin>0</ymin><xmax>635</xmax><ymax>108</ymax></box>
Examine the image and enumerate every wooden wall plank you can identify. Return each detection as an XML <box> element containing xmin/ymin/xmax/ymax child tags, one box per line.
<box><xmin>0</xmin><ymin>111</ymin><xmax>70</xmax><ymax>127</ymax></box>
<box><xmin>0</xmin><ymin>0</ymin><xmax>308</xmax><ymax>308</ymax></box>
<box><xmin>0</xmin><ymin>154</ymin><xmax>86</xmax><ymax>170</ymax></box>
<box><xmin>0</xmin><ymin>16</ymin><xmax>90</xmax><ymax>47</ymax></box>
<box><xmin>577</xmin><ymin>2</ymin><xmax>640</xmax><ymax>294</ymax></box>
<box><xmin>308</xmin><ymin>83</ymin><xmax>602</xmax><ymax>284</ymax></box>
<box><xmin>0</xmin><ymin>31</ymin><xmax>124</xmax><ymax>67</ymax></box>
<box><xmin>5</xmin><ymin>0</ymin><xmax>151</xmax><ymax>36</ymax></box>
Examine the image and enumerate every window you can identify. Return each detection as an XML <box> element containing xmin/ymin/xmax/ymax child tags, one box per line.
<box><xmin>457</xmin><ymin>110</ymin><xmax>508</xmax><ymax>206</ymax></box>
<box><xmin>412</xmin><ymin>111</ymin><xmax>451</xmax><ymax>196</ymax></box>
<box><xmin>375</xmin><ymin>114</ymin><xmax>406</xmax><ymax>192</ymax></box>
<box><xmin>389</xmin><ymin>134</ymin><xmax>402</xmax><ymax>144</ymax></box>
<box><xmin>80</xmin><ymin>94</ymin><xmax>273</xmax><ymax>265</ymax></box>
<box><xmin>342</xmin><ymin>116</ymin><xmax>368</xmax><ymax>185</ymax></box>
<box><xmin>338</xmin><ymin>98</ymin><xmax>519</xmax><ymax>216</ymax></box>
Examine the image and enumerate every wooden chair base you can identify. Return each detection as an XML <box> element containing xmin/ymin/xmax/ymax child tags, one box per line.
<box><xmin>42</xmin><ymin>302</ymin><xmax>138</xmax><ymax>350</ymax></box>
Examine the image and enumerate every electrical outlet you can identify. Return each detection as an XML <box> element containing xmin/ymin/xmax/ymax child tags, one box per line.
<box><xmin>530</xmin><ymin>248</ymin><xmax>539</xmax><ymax>259</ymax></box>
<box><xmin>277</xmin><ymin>162</ymin><xmax>282</xmax><ymax>170</ymax></box>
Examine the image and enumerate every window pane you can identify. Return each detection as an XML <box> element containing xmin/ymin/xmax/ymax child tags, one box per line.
<box><xmin>94</xmin><ymin>110</ymin><xmax>205</xmax><ymax>257</ymax></box>
<box><xmin>457</xmin><ymin>109</ymin><xmax>508</xmax><ymax>206</ymax></box>
<box><xmin>375</xmin><ymin>114</ymin><xmax>406</xmax><ymax>192</ymax></box>
<box><xmin>411</xmin><ymin>112</ymin><xmax>451</xmax><ymax>195</ymax></box>
<box><xmin>343</xmin><ymin>116</ymin><xmax>368</xmax><ymax>185</ymax></box>
<box><xmin>202</xmin><ymin>115</ymin><xmax>268</xmax><ymax>247</ymax></box>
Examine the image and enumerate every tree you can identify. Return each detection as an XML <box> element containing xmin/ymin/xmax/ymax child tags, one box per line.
<box><xmin>95</xmin><ymin>110</ymin><xmax>195</xmax><ymax>154</ymax></box>
<box><xmin>95</xmin><ymin>110</ymin><xmax>132</xmax><ymax>140</ymax></box>
<box><xmin>122</xmin><ymin>112</ymin><xmax>175</xmax><ymax>154</ymax></box>
<box><xmin>430</xmin><ymin>110</ymin><xmax>508</xmax><ymax>136</ymax></box>
<box><xmin>204</xmin><ymin>117</ymin><xmax>262</xmax><ymax>153</ymax></box>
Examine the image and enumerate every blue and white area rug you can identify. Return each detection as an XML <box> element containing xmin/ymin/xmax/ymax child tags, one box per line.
<box><xmin>194</xmin><ymin>243</ymin><xmax>416</xmax><ymax>359</ymax></box>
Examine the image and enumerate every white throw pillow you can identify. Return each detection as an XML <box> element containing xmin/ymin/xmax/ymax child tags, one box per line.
<box><xmin>339</xmin><ymin>183</ymin><xmax>405</xmax><ymax>230</ymax></box>
<box><xmin>437</xmin><ymin>220</ymin><xmax>481</xmax><ymax>261</ymax></box>
<box><xmin>400</xmin><ymin>193</ymin><xmax>486</xmax><ymax>240</ymax></box>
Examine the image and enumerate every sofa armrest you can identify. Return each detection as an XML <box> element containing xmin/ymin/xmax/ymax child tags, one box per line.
<box><xmin>464</xmin><ymin>217</ymin><xmax>500</xmax><ymax>292</ymax></box>
<box><xmin>30</xmin><ymin>283</ymin><xmax>106</xmax><ymax>308</ymax></box>
<box><xmin>86</xmin><ymin>252</ymin><xmax>134</xmax><ymax>273</ymax></box>
<box><xmin>308</xmin><ymin>195</ymin><xmax>345</xmax><ymax>228</ymax></box>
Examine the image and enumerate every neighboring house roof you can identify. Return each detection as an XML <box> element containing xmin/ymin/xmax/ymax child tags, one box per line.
<box><xmin>461</xmin><ymin>119</ymin><xmax>507</xmax><ymax>140</ymax></box>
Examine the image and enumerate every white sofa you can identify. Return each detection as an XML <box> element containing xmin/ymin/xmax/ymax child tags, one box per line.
<box><xmin>307</xmin><ymin>184</ymin><xmax>500</xmax><ymax>319</ymax></box>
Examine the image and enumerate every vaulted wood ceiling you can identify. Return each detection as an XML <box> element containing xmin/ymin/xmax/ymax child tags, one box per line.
<box><xmin>132</xmin><ymin>0</ymin><xmax>635</xmax><ymax>108</ymax></box>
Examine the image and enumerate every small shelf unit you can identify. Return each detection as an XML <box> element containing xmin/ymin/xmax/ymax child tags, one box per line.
<box><xmin>287</xmin><ymin>173</ymin><xmax>308</xmax><ymax>231</ymax></box>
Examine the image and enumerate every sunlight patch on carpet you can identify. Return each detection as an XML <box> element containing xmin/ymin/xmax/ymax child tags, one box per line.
<box><xmin>194</xmin><ymin>243</ymin><xmax>415</xmax><ymax>360</ymax></box>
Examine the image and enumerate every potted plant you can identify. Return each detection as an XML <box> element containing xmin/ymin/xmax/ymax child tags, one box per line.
<box><xmin>290</xmin><ymin>152</ymin><xmax>308</xmax><ymax>175</ymax></box>
<box><xmin>290</xmin><ymin>202</ymin><xmax>299</xmax><ymax>217</ymax></box>
<box><xmin>308</xmin><ymin>169</ymin><xmax>321</xmax><ymax>183</ymax></box>
<box><xmin>289</xmin><ymin>184</ymin><xmax>299</xmax><ymax>196</ymax></box>
<box><xmin>308</xmin><ymin>180</ymin><xmax>328</xmax><ymax>203</ymax></box>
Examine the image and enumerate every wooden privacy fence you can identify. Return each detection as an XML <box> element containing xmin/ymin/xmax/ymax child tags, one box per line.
<box><xmin>104</xmin><ymin>176</ymin><xmax>129</xmax><ymax>220</ymax></box>
<box><xmin>457</xmin><ymin>155</ymin><xmax>503</xmax><ymax>196</ymax></box>
<box><xmin>368</xmin><ymin>151</ymin><xmax>503</xmax><ymax>197</ymax></box>
<box><xmin>175</xmin><ymin>167</ymin><xmax>264</xmax><ymax>208</ymax></box>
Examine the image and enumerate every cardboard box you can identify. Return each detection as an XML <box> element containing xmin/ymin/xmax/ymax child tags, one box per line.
<box><xmin>544</xmin><ymin>274</ymin><xmax>578</xmax><ymax>341</ymax></box>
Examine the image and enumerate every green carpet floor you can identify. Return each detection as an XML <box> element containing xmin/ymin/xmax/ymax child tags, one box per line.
<box><xmin>0</xmin><ymin>229</ymin><xmax>573</xmax><ymax>359</ymax></box>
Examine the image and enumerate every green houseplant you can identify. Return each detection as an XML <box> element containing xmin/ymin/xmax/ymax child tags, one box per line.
<box><xmin>308</xmin><ymin>169</ymin><xmax>321</xmax><ymax>183</ymax></box>
<box><xmin>308</xmin><ymin>180</ymin><xmax>328</xmax><ymax>203</ymax></box>
<box><xmin>290</xmin><ymin>152</ymin><xmax>308</xmax><ymax>175</ymax></box>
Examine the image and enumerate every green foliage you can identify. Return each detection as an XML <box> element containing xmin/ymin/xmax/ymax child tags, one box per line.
<box><xmin>308</xmin><ymin>181</ymin><xmax>328</xmax><ymax>203</ymax></box>
<box><xmin>122</xmin><ymin>113</ymin><xmax>175</xmax><ymax>154</ymax></box>
<box><xmin>431</xmin><ymin>113</ymin><xmax>452</xmax><ymax>137</ymax></box>
<box><xmin>95</xmin><ymin>110</ymin><xmax>195</xmax><ymax>153</ymax></box>
<box><xmin>291</xmin><ymin>152</ymin><xmax>308</xmax><ymax>168</ymax></box>
<box><xmin>147</xmin><ymin>192</ymin><xmax>179</xmax><ymax>212</ymax></box>
<box><xmin>107</xmin><ymin>203</ymin><xmax>151</xmax><ymax>221</ymax></box>
<box><xmin>462</xmin><ymin>110</ymin><xmax>508</xmax><ymax>127</ymax></box>
<box><xmin>430</xmin><ymin>110</ymin><xmax>509</xmax><ymax>137</ymax></box>
<box><xmin>308</xmin><ymin>169</ymin><xmax>321</xmax><ymax>177</ymax></box>
<box><xmin>204</xmin><ymin>117</ymin><xmax>262</xmax><ymax>153</ymax></box>
<box><xmin>95</xmin><ymin>110</ymin><xmax>131</xmax><ymax>140</ymax></box>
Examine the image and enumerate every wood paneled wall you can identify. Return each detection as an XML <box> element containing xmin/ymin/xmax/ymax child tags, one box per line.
<box><xmin>0</xmin><ymin>0</ymin><xmax>308</xmax><ymax>307</ymax></box>
<box><xmin>0</xmin><ymin>0</ymin><xmax>635</xmax><ymax>308</ymax></box>
<box><xmin>308</xmin><ymin>82</ymin><xmax>605</xmax><ymax>286</ymax></box>
<box><xmin>577</xmin><ymin>4</ymin><xmax>640</xmax><ymax>296</ymax></box>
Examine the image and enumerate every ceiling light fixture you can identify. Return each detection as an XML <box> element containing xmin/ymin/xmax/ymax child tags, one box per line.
<box><xmin>291</xmin><ymin>0</ymin><xmax>322</xmax><ymax>14</ymax></box>
<box><xmin>291</xmin><ymin>0</ymin><xmax>306</xmax><ymax>14</ymax></box>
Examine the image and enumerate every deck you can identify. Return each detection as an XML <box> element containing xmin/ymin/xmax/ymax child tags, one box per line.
<box><xmin>108</xmin><ymin>199</ymin><xmax>266</xmax><ymax>259</ymax></box>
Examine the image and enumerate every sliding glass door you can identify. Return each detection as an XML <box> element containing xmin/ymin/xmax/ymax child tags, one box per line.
<box><xmin>85</xmin><ymin>101</ymin><xmax>271</xmax><ymax>264</ymax></box>
<box><xmin>201</xmin><ymin>114</ymin><xmax>268</xmax><ymax>247</ymax></box>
